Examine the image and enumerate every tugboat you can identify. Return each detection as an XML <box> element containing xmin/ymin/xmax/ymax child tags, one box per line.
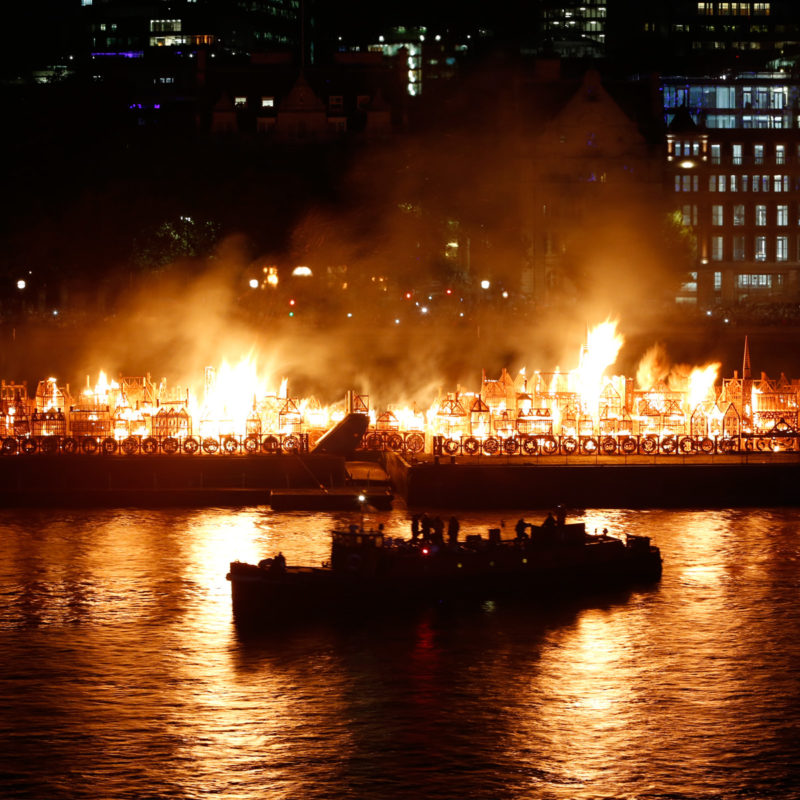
<box><xmin>226</xmin><ymin>514</ymin><xmax>663</xmax><ymax>623</ymax></box>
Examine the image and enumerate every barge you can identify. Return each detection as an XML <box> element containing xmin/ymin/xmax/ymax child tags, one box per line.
<box><xmin>227</xmin><ymin>518</ymin><xmax>662</xmax><ymax>623</ymax></box>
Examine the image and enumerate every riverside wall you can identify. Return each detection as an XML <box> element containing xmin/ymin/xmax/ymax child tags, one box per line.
<box><xmin>383</xmin><ymin>453</ymin><xmax>800</xmax><ymax>509</ymax></box>
<box><xmin>0</xmin><ymin>453</ymin><xmax>348</xmax><ymax>507</ymax></box>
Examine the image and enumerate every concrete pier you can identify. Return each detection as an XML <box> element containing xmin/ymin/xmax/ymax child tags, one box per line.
<box><xmin>383</xmin><ymin>452</ymin><xmax>800</xmax><ymax>509</ymax></box>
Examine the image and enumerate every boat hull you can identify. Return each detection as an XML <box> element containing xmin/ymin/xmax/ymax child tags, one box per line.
<box><xmin>227</xmin><ymin>540</ymin><xmax>662</xmax><ymax>624</ymax></box>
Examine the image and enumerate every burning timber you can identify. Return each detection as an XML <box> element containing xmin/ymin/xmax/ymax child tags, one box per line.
<box><xmin>2</xmin><ymin>334</ymin><xmax>800</xmax><ymax>507</ymax></box>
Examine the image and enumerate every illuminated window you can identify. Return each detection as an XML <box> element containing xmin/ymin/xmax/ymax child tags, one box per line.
<box><xmin>755</xmin><ymin>236</ymin><xmax>767</xmax><ymax>261</ymax></box>
<box><xmin>777</xmin><ymin>205</ymin><xmax>788</xmax><ymax>226</ymax></box>
<box><xmin>716</xmin><ymin>86</ymin><xmax>735</xmax><ymax>108</ymax></box>
<box><xmin>81</xmin><ymin>0</ymin><xmax>92</xmax><ymax>5</ymax></box>
<box><xmin>774</xmin><ymin>175</ymin><xmax>786</xmax><ymax>192</ymax></box>
<box><xmin>711</xmin><ymin>236</ymin><xmax>724</xmax><ymax>261</ymax></box>
<box><xmin>771</xmin><ymin>88</ymin><xmax>787</xmax><ymax>109</ymax></box>
<box><xmin>754</xmin><ymin>143</ymin><xmax>764</xmax><ymax>164</ymax></box>
<box><xmin>697</xmin><ymin>2</ymin><xmax>713</xmax><ymax>13</ymax></box>
<box><xmin>733</xmin><ymin>205</ymin><xmax>745</xmax><ymax>225</ymax></box>
<box><xmin>730</xmin><ymin>175</ymin><xmax>738</xmax><ymax>192</ymax></box>
<box><xmin>682</xmin><ymin>204</ymin><xmax>698</xmax><ymax>226</ymax></box>
<box><xmin>756</xmin><ymin>205</ymin><xmax>767</xmax><ymax>225</ymax></box>
<box><xmin>709</xmin><ymin>175</ymin><xmax>726</xmax><ymax>192</ymax></box>
<box><xmin>733</xmin><ymin>236</ymin><xmax>746</xmax><ymax>260</ymax></box>
<box><xmin>234</xmin><ymin>96</ymin><xmax>247</xmax><ymax>107</ymax></box>
<box><xmin>776</xmin><ymin>236</ymin><xmax>788</xmax><ymax>261</ymax></box>
<box><xmin>732</xmin><ymin>143</ymin><xmax>742</xmax><ymax>165</ymax></box>
<box><xmin>261</xmin><ymin>96</ymin><xmax>274</xmax><ymax>108</ymax></box>
<box><xmin>714</xmin><ymin>271</ymin><xmax>722</xmax><ymax>290</ymax></box>
<box><xmin>711</xmin><ymin>144</ymin><xmax>721</xmax><ymax>164</ymax></box>
<box><xmin>150</xmin><ymin>19</ymin><xmax>182</xmax><ymax>33</ymax></box>
<box><xmin>737</xmin><ymin>273</ymin><xmax>772</xmax><ymax>288</ymax></box>
<box><xmin>753</xmin><ymin>3</ymin><xmax>770</xmax><ymax>14</ymax></box>
<box><xmin>712</xmin><ymin>205</ymin><xmax>724</xmax><ymax>225</ymax></box>
<box><xmin>776</xmin><ymin>144</ymin><xmax>785</xmax><ymax>164</ymax></box>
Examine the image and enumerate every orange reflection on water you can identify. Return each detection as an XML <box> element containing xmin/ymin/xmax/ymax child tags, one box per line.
<box><xmin>509</xmin><ymin>608</ymin><xmax>641</xmax><ymax>795</ymax></box>
<box><xmin>181</xmin><ymin>508</ymin><xmax>272</xmax><ymax>635</ymax></box>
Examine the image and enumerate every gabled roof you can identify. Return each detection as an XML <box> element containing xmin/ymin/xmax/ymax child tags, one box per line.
<box><xmin>667</xmin><ymin>104</ymin><xmax>699</xmax><ymax>134</ymax></box>
<box><xmin>279</xmin><ymin>72</ymin><xmax>326</xmax><ymax>114</ymax></box>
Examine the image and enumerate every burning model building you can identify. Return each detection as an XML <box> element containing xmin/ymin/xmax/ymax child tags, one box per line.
<box><xmin>1</xmin><ymin>326</ymin><xmax>797</xmax><ymax>458</ymax></box>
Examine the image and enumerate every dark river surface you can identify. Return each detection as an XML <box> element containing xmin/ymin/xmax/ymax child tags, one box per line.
<box><xmin>1</xmin><ymin>505</ymin><xmax>799</xmax><ymax>800</ymax></box>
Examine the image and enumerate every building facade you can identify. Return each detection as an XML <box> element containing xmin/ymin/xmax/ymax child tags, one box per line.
<box><xmin>664</xmin><ymin>74</ymin><xmax>800</xmax><ymax>307</ymax></box>
<box><xmin>520</xmin><ymin>69</ymin><xmax>662</xmax><ymax>302</ymax></box>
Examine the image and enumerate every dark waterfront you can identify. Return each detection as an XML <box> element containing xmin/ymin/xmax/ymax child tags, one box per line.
<box><xmin>1</xmin><ymin>506</ymin><xmax>799</xmax><ymax>799</ymax></box>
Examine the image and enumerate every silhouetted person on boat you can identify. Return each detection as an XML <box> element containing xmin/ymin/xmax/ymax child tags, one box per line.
<box><xmin>420</xmin><ymin>512</ymin><xmax>432</xmax><ymax>542</ymax></box>
<box><xmin>431</xmin><ymin>516</ymin><xmax>445</xmax><ymax>545</ymax></box>
<box><xmin>515</xmin><ymin>518</ymin><xmax>529</xmax><ymax>540</ymax></box>
<box><xmin>447</xmin><ymin>516</ymin><xmax>460</xmax><ymax>544</ymax></box>
<box><xmin>271</xmin><ymin>552</ymin><xmax>287</xmax><ymax>573</ymax></box>
<box><xmin>543</xmin><ymin>512</ymin><xmax>556</xmax><ymax>527</ymax></box>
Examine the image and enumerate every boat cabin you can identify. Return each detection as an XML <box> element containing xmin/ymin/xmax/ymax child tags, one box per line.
<box><xmin>330</xmin><ymin>527</ymin><xmax>385</xmax><ymax>573</ymax></box>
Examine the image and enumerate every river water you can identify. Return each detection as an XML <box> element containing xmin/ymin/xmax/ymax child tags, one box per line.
<box><xmin>1</xmin><ymin>505</ymin><xmax>799</xmax><ymax>799</ymax></box>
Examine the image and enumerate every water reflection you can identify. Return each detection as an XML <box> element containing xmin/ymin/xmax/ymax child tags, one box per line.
<box><xmin>1</xmin><ymin>507</ymin><xmax>800</xmax><ymax>799</ymax></box>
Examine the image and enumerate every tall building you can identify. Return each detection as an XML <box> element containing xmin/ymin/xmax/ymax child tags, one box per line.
<box><xmin>538</xmin><ymin>0</ymin><xmax>608</xmax><ymax>60</ymax></box>
<box><xmin>664</xmin><ymin>75</ymin><xmax>800</xmax><ymax>307</ymax></box>
<box><xmin>611</xmin><ymin>0</ymin><xmax>800</xmax><ymax>74</ymax></box>
<box><xmin>79</xmin><ymin>0</ymin><xmax>300</xmax><ymax>58</ymax></box>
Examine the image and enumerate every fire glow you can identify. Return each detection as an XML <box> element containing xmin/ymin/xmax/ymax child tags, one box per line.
<box><xmin>0</xmin><ymin>322</ymin><xmax>796</xmax><ymax>456</ymax></box>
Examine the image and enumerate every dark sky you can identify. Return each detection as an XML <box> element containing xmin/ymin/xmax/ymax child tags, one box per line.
<box><xmin>313</xmin><ymin>0</ymin><xmax>517</xmax><ymax>39</ymax></box>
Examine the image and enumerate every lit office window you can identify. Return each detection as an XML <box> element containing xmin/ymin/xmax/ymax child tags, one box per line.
<box><xmin>754</xmin><ymin>144</ymin><xmax>764</xmax><ymax>164</ymax></box>
<box><xmin>756</xmin><ymin>205</ymin><xmax>767</xmax><ymax>226</ymax></box>
<box><xmin>712</xmin><ymin>236</ymin><xmax>724</xmax><ymax>261</ymax></box>
<box><xmin>775</xmin><ymin>144</ymin><xmax>786</xmax><ymax>164</ymax></box>
<box><xmin>777</xmin><ymin>205</ymin><xmax>788</xmax><ymax>226</ymax></box>
<box><xmin>737</xmin><ymin>274</ymin><xmax>772</xmax><ymax>288</ymax></box>
<box><xmin>733</xmin><ymin>205</ymin><xmax>745</xmax><ymax>225</ymax></box>
<box><xmin>754</xmin><ymin>236</ymin><xmax>767</xmax><ymax>261</ymax></box>
<box><xmin>150</xmin><ymin>19</ymin><xmax>182</xmax><ymax>33</ymax></box>
<box><xmin>712</xmin><ymin>205</ymin><xmax>724</xmax><ymax>226</ymax></box>
<box><xmin>776</xmin><ymin>236</ymin><xmax>788</xmax><ymax>261</ymax></box>
<box><xmin>732</xmin><ymin>143</ymin><xmax>743</xmax><ymax>165</ymax></box>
